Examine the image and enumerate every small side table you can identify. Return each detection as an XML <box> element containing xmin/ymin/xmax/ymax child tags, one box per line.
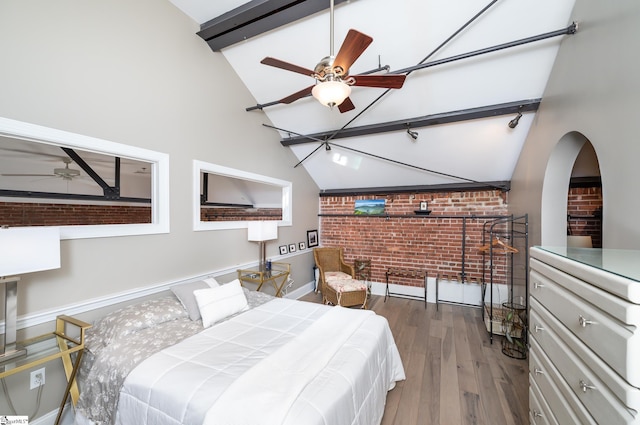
<box><xmin>0</xmin><ymin>315</ymin><xmax>92</xmax><ymax>425</ymax></box>
<box><xmin>354</xmin><ymin>259</ymin><xmax>371</xmax><ymax>297</ymax></box>
<box><xmin>237</xmin><ymin>262</ymin><xmax>290</xmax><ymax>297</ymax></box>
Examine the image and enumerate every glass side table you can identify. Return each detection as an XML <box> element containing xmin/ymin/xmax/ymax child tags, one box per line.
<box><xmin>354</xmin><ymin>259</ymin><xmax>371</xmax><ymax>297</ymax></box>
<box><xmin>0</xmin><ymin>315</ymin><xmax>91</xmax><ymax>425</ymax></box>
<box><xmin>237</xmin><ymin>262</ymin><xmax>290</xmax><ymax>297</ymax></box>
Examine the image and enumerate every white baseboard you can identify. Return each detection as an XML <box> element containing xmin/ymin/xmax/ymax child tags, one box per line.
<box><xmin>29</xmin><ymin>404</ymin><xmax>74</xmax><ymax>425</ymax></box>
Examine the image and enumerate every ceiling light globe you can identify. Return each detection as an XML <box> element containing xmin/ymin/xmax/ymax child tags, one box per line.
<box><xmin>312</xmin><ymin>81</ymin><xmax>351</xmax><ymax>108</ymax></box>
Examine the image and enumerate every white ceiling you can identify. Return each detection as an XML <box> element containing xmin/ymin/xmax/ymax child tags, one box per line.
<box><xmin>169</xmin><ymin>0</ymin><xmax>576</xmax><ymax>192</ymax></box>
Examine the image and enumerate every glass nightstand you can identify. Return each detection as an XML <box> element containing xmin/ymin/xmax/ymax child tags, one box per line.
<box><xmin>237</xmin><ymin>262</ymin><xmax>290</xmax><ymax>297</ymax></box>
<box><xmin>0</xmin><ymin>315</ymin><xmax>91</xmax><ymax>425</ymax></box>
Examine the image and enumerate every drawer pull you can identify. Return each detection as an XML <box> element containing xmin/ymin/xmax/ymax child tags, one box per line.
<box><xmin>533</xmin><ymin>281</ymin><xmax>545</xmax><ymax>289</ymax></box>
<box><xmin>532</xmin><ymin>410</ymin><xmax>543</xmax><ymax>418</ymax></box>
<box><xmin>579</xmin><ymin>380</ymin><xmax>596</xmax><ymax>393</ymax></box>
<box><xmin>534</xmin><ymin>367</ymin><xmax>544</xmax><ymax>375</ymax></box>
<box><xmin>534</xmin><ymin>324</ymin><xmax>545</xmax><ymax>333</ymax></box>
<box><xmin>578</xmin><ymin>315</ymin><xmax>594</xmax><ymax>327</ymax></box>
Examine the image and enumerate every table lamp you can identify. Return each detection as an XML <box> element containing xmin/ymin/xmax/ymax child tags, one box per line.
<box><xmin>247</xmin><ymin>221</ymin><xmax>278</xmax><ymax>272</ymax></box>
<box><xmin>0</xmin><ymin>226</ymin><xmax>61</xmax><ymax>362</ymax></box>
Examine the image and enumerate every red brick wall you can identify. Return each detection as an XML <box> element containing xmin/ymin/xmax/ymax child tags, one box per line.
<box><xmin>0</xmin><ymin>201</ymin><xmax>151</xmax><ymax>226</ymax></box>
<box><xmin>567</xmin><ymin>186</ymin><xmax>602</xmax><ymax>247</ymax></box>
<box><xmin>319</xmin><ymin>190</ymin><xmax>511</xmax><ymax>287</ymax></box>
<box><xmin>201</xmin><ymin>207</ymin><xmax>282</xmax><ymax>221</ymax></box>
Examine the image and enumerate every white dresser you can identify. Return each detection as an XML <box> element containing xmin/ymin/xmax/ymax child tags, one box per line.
<box><xmin>529</xmin><ymin>246</ymin><xmax>640</xmax><ymax>424</ymax></box>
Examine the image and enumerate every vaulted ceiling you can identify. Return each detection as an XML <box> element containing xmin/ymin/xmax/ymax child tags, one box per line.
<box><xmin>170</xmin><ymin>0</ymin><xmax>577</xmax><ymax>194</ymax></box>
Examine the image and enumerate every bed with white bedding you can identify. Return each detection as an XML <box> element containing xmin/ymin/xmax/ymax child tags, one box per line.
<box><xmin>75</xmin><ymin>283</ymin><xmax>405</xmax><ymax>425</ymax></box>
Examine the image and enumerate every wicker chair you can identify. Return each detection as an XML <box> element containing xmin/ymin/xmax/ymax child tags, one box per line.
<box><xmin>313</xmin><ymin>247</ymin><xmax>367</xmax><ymax>309</ymax></box>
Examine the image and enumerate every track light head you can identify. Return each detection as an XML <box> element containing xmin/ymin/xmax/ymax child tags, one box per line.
<box><xmin>508</xmin><ymin>111</ymin><xmax>523</xmax><ymax>129</ymax></box>
<box><xmin>407</xmin><ymin>128</ymin><xmax>419</xmax><ymax>140</ymax></box>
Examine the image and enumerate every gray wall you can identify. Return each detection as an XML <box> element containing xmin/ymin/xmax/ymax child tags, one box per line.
<box><xmin>510</xmin><ymin>0</ymin><xmax>640</xmax><ymax>248</ymax></box>
<box><xmin>0</xmin><ymin>0</ymin><xmax>320</xmax><ymax>418</ymax></box>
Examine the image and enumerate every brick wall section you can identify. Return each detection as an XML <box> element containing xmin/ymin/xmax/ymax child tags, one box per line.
<box><xmin>0</xmin><ymin>201</ymin><xmax>151</xmax><ymax>226</ymax></box>
<box><xmin>567</xmin><ymin>186</ymin><xmax>602</xmax><ymax>247</ymax></box>
<box><xmin>319</xmin><ymin>190</ymin><xmax>511</xmax><ymax>287</ymax></box>
<box><xmin>201</xmin><ymin>207</ymin><xmax>282</xmax><ymax>221</ymax></box>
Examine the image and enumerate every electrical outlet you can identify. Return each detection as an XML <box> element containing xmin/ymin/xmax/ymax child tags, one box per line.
<box><xmin>30</xmin><ymin>367</ymin><xmax>45</xmax><ymax>390</ymax></box>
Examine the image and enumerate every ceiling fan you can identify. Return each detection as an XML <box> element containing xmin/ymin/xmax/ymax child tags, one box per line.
<box><xmin>260</xmin><ymin>0</ymin><xmax>406</xmax><ymax>113</ymax></box>
<box><xmin>1</xmin><ymin>157</ymin><xmax>81</xmax><ymax>181</ymax></box>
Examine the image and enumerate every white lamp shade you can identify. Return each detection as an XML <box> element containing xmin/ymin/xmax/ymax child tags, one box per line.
<box><xmin>0</xmin><ymin>227</ymin><xmax>61</xmax><ymax>276</ymax></box>
<box><xmin>312</xmin><ymin>81</ymin><xmax>351</xmax><ymax>107</ymax></box>
<box><xmin>247</xmin><ymin>221</ymin><xmax>278</xmax><ymax>242</ymax></box>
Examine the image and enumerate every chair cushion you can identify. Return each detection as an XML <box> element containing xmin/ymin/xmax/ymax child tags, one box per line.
<box><xmin>326</xmin><ymin>277</ymin><xmax>367</xmax><ymax>293</ymax></box>
<box><xmin>325</xmin><ymin>271</ymin><xmax>352</xmax><ymax>281</ymax></box>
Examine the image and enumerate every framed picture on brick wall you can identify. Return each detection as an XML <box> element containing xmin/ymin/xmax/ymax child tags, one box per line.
<box><xmin>307</xmin><ymin>230</ymin><xmax>318</xmax><ymax>247</ymax></box>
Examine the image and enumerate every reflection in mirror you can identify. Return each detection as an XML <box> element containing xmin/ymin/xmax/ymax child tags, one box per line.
<box><xmin>0</xmin><ymin>117</ymin><xmax>169</xmax><ymax>239</ymax></box>
<box><xmin>193</xmin><ymin>160</ymin><xmax>292</xmax><ymax>231</ymax></box>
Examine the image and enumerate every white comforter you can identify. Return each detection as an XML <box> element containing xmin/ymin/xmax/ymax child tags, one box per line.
<box><xmin>115</xmin><ymin>298</ymin><xmax>405</xmax><ymax>425</ymax></box>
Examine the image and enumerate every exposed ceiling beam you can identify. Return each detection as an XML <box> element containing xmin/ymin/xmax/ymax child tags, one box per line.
<box><xmin>319</xmin><ymin>181</ymin><xmax>511</xmax><ymax>196</ymax></box>
<box><xmin>279</xmin><ymin>99</ymin><xmax>540</xmax><ymax>146</ymax></box>
<box><xmin>197</xmin><ymin>0</ymin><xmax>351</xmax><ymax>51</ymax></box>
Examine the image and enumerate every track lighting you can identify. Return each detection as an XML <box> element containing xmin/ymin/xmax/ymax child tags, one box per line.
<box><xmin>325</xmin><ymin>142</ymin><xmax>331</xmax><ymax>151</ymax></box>
<box><xmin>508</xmin><ymin>110</ymin><xmax>523</xmax><ymax>128</ymax></box>
<box><xmin>407</xmin><ymin>128</ymin><xmax>419</xmax><ymax>140</ymax></box>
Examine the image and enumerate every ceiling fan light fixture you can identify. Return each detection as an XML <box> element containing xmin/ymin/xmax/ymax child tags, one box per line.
<box><xmin>53</xmin><ymin>160</ymin><xmax>80</xmax><ymax>179</ymax></box>
<box><xmin>312</xmin><ymin>80</ymin><xmax>351</xmax><ymax>108</ymax></box>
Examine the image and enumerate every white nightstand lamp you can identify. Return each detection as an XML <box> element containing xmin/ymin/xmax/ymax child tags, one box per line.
<box><xmin>0</xmin><ymin>226</ymin><xmax>60</xmax><ymax>362</ymax></box>
<box><xmin>247</xmin><ymin>221</ymin><xmax>278</xmax><ymax>272</ymax></box>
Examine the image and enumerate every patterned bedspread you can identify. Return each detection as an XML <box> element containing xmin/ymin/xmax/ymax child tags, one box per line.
<box><xmin>75</xmin><ymin>289</ymin><xmax>274</xmax><ymax>425</ymax></box>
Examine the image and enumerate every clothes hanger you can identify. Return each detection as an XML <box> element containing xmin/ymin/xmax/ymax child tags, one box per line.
<box><xmin>479</xmin><ymin>237</ymin><xmax>519</xmax><ymax>254</ymax></box>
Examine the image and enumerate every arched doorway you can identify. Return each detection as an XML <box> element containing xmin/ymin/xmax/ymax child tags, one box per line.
<box><xmin>540</xmin><ymin>132</ymin><xmax>602</xmax><ymax>247</ymax></box>
<box><xmin>567</xmin><ymin>142</ymin><xmax>602</xmax><ymax>248</ymax></box>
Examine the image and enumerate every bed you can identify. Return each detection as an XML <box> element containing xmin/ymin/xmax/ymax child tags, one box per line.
<box><xmin>74</xmin><ymin>279</ymin><xmax>405</xmax><ymax>425</ymax></box>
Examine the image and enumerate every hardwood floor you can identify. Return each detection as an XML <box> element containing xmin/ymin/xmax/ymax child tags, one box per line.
<box><xmin>299</xmin><ymin>292</ymin><xmax>529</xmax><ymax>425</ymax></box>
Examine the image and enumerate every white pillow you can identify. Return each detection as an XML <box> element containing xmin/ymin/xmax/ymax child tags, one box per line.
<box><xmin>194</xmin><ymin>279</ymin><xmax>249</xmax><ymax>328</ymax></box>
<box><xmin>171</xmin><ymin>277</ymin><xmax>220</xmax><ymax>321</ymax></box>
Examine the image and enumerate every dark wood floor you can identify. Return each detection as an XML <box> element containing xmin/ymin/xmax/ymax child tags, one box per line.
<box><xmin>299</xmin><ymin>292</ymin><xmax>529</xmax><ymax>425</ymax></box>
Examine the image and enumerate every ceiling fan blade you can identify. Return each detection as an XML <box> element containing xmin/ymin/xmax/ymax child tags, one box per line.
<box><xmin>351</xmin><ymin>74</ymin><xmax>406</xmax><ymax>89</ymax></box>
<box><xmin>338</xmin><ymin>97</ymin><xmax>355</xmax><ymax>113</ymax></box>
<box><xmin>333</xmin><ymin>29</ymin><xmax>373</xmax><ymax>75</ymax></box>
<box><xmin>278</xmin><ymin>85</ymin><xmax>314</xmax><ymax>104</ymax></box>
<box><xmin>260</xmin><ymin>57</ymin><xmax>315</xmax><ymax>77</ymax></box>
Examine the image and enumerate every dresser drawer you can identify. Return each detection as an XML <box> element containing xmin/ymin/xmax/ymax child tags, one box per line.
<box><xmin>530</xmin><ymin>258</ymin><xmax>640</xmax><ymax>325</ymax></box>
<box><xmin>529</xmin><ymin>336</ymin><xmax>597</xmax><ymax>425</ymax></box>
<box><xmin>530</xmin><ymin>301</ymin><xmax>640</xmax><ymax>424</ymax></box>
<box><xmin>529</xmin><ymin>376</ymin><xmax>556</xmax><ymax>425</ymax></box>
<box><xmin>530</xmin><ymin>266</ymin><xmax>640</xmax><ymax>386</ymax></box>
<box><xmin>530</xmin><ymin>247</ymin><xmax>640</xmax><ymax>303</ymax></box>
